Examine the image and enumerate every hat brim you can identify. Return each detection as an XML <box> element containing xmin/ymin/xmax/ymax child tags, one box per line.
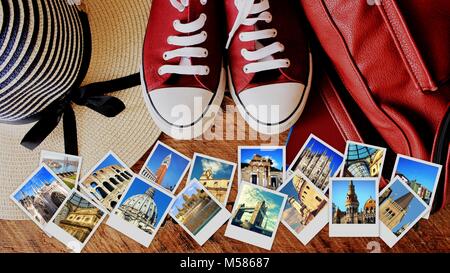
<box><xmin>0</xmin><ymin>0</ymin><xmax>160</xmax><ymax>220</ymax></box>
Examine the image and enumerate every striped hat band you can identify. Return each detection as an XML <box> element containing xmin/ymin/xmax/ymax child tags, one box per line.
<box><xmin>0</xmin><ymin>0</ymin><xmax>85</xmax><ymax>123</ymax></box>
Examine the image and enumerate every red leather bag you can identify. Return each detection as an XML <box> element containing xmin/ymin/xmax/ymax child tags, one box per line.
<box><xmin>287</xmin><ymin>0</ymin><xmax>450</xmax><ymax>214</ymax></box>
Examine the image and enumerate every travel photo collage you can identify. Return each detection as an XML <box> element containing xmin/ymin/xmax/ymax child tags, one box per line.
<box><xmin>10</xmin><ymin>135</ymin><xmax>442</xmax><ymax>252</ymax></box>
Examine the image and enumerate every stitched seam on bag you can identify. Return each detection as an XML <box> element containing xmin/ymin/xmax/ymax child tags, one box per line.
<box><xmin>320</xmin><ymin>75</ymin><xmax>362</xmax><ymax>142</ymax></box>
<box><xmin>319</xmin><ymin>0</ymin><xmax>412</xmax><ymax>154</ymax></box>
<box><xmin>380</xmin><ymin>0</ymin><xmax>435</xmax><ymax>91</ymax></box>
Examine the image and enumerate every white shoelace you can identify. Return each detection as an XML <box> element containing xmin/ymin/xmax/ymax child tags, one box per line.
<box><xmin>159</xmin><ymin>0</ymin><xmax>210</xmax><ymax>76</ymax></box>
<box><xmin>226</xmin><ymin>0</ymin><xmax>290</xmax><ymax>74</ymax></box>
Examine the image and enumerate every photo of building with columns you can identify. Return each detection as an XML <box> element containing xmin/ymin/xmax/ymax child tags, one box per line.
<box><xmin>239</xmin><ymin>147</ymin><xmax>285</xmax><ymax>190</ymax></box>
<box><xmin>81</xmin><ymin>153</ymin><xmax>133</xmax><ymax>212</ymax></box>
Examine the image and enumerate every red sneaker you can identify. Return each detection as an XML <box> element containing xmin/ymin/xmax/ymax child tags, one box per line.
<box><xmin>225</xmin><ymin>0</ymin><xmax>312</xmax><ymax>134</ymax></box>
<box><xmin>142</xmin><ymin>0</ymin><xmax>226</xmax><ymax>139</ymax></box>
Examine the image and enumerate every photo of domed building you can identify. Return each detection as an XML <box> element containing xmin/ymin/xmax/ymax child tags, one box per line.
<box><xmin>81</xmin><ymin>153</ymin><xmax>133</xmax><ymax>212</ymax></box>
<box><xmin>12</xmin><ymin>166</ymin><xmax>69</xmax><ymax>226</ymax></box>
<box><xmin>114</xmin><ymin>177</ymin><xmax>173</xmax><ymax>235</ymax></box>
<box><xmin>331</xmin><ymin>179</ymin><xmax>377</xmax><ymax>224</ymax></box>
<box><xmin>342</xmin><ymin>142</ymin><xmax>386</xmax><ymax>178</ymax></box>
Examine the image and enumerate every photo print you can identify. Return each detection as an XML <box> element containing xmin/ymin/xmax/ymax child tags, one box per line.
<box><xmin>278</xmin><ymin>172</ymin><xmax>328</xmax><ymax>245</ymax></box>
<box><xmin>287</xmin><ymin>134</ymin><xmax>344</xmax><ymax>192</ymax></box>
<box><xmin>329</xmin><ymin>178</ymin><xmax>379</xmax><ymax>237</ymax></box>
<box><xmin>79</xmin><ymin>151</ymin><xmax>134</xmax><ymax>212</ymax></box>
<box><xmin>188</xmin><ymin>153</ymin><xmax>236</xmax><ymax>205</ymax></box>
<box><xmin>40</xmin><ymin>150</ymin><xmax>82</xmax><ymax>189</ymax></box>
<box><xmin>107</xmin><ymin>176</ymin><xmax>175</xmax><ymax>247</ymax></box>
<box><xmin>341</xmin><ymin>141</ymin><xmax>386</xmax><ymax>179</ymax></box>
<box><xmin>44</xmin><ymin>190</ymin><xmax>106</xmax><ymax>253</ymax></box>
<box><xmin>170</xmin><ymin>179</ymin><xmax>231</xmax><ymax>246</ymax></box>
<box><xmin>238</xmin><ymin>146</ymin><xmax>285</xmax><ymax>190</ymax></box>
<box><xmin>10</xmin><ymin>165</ymin><xmax>70</xmax><ymax>232</ymax></box>
<box><xmin>225</xmin><ymin>182</ymin><xmax>287</xmax><ymax>250</ymax></box>
<box><xmin>391</xmin><ymin>154</ymin><xmax>442</xmax><ymax>219</ymax></box>
<box><xmin>379</xmin><ymin>177</ymin><xmax>428</xmax><ymax>247</ymax></box>
<box><xmin>139</xmin><ymin>141</ymin><xmax>191</xmax><ymax>193</ymax></box>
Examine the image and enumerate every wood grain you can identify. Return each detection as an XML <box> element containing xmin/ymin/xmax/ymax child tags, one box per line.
<box><xmin>1</xmin><ymin>97</ymin><xmax>449</xmax><ymax>253</ymax></box>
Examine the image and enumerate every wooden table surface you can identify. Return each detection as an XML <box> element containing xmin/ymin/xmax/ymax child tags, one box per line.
<box><xmin>1</xmin><ymin>97</ymin><xmax>449</xmax><ymax>253</ymax></box>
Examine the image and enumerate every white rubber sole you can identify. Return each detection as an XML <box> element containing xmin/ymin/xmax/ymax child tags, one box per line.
<box><xmin>140</xmin><ymin>65</ymin><xmax>226</xmax><ymax>140</ymax></box>
<box><xmin>228</xmin><ymin>52</ymin><xmax>313</xmax><ymax>135</ymax></box>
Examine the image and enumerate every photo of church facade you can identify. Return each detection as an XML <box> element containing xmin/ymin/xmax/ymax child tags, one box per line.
<box><xmin>239</xmin><ymin>147</ymin><xmax>284</xmax><ymax>190</ymax></box>
<box><xmin>280</xmin><ymin>174</ymin><xmax>327</xmax><ymax>233</ymax></box>
<box><xmin>171</xmin><ymin>181</ymin><xmax>222</xmax><ymax>236</ymax></box>
<box><xmin>342</xmin><ymin>142</ymin><xmax>385</xmax><ymax>178</ymax></box>
<box><xmin>81</xmin><ymin>153</ymin><xmax>133</xmax><ymax>212</ymax></box>
<box><xmin>12</xmin><ymin>166</ymin><xmax>69</xmax><ymax>226</ymax></box>
<box><xmin>331</xmin><ymin>180</ymin><xmax>377</xmax><ymax>224</ymax></box>
<box><xmin>380</xmin><ymin>179</ymin><xmax>427</xmax><ymax>237</ymax></box>
<box><xmin>52</xmin><ymin>192</ymin><xmax>104</xmax><ymax>243</ymax></box>
<box><xmin>189</xmin><ymin>154</ymin><xmax>236</xmax><ymax>204</ymax></box>
<box><xmin>140</xmin><ymin>142</ymin><xmax>190</xmax><ymax>193</ymax></box>
<box><xmin>114</xmin><ymin>177</ymin><xmax>173</xmax><ymax>235</ymax></box>
<box><xmin>289</xmin><ymin>135</ymin><xmax>344</xmax><ymax>191</ymax></box>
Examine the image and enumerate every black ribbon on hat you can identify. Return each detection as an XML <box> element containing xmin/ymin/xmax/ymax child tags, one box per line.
<box><xmin>20</xmin><ymin>73</ymin><xmax>140</xmax><ymax>155</ymax></box>
<box><xmin>19</xmin><ymin>11</ymin><xmax>141</xmax><ymax>156</ymax></box>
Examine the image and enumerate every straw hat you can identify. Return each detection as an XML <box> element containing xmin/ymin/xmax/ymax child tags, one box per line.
<box><xmin>0</xmin><ymin>0</ymin><xmax>160</xmax><ymax>219</ymax></box>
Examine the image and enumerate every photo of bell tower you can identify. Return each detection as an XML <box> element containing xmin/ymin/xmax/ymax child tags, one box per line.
<box><xmin>155</xmin><ymin>154</ymin><xmax>171</xmax><ymax>185</ymax></box>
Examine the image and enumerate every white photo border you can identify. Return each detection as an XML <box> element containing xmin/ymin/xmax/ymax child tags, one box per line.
<box><xmin>187</xmin><ymin>152</ymin><xmax>237</xmax><ymax>205</ymax></box>
<box><xmin>328</xmin><ymin>177</ymin><xmax>380</xmax><ymax>237</ymax></box>
<box><xmin>139</xmin><ymin>141</ymin><xmax>191</xmax><ymax>193</ymax></box>
<box><xmin>225</xmin><ymin>181</ymin><xmax>287</xmax><ymax>250</ymax></box>
<box><xmin>107</xmin><ymin>175</ymin><xmax>175</xmax><ymax>247</ymax></box>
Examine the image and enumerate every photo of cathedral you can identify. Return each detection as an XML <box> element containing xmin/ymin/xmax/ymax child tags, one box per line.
<box><xmin>342</xmin><ymin>142</ymin><xmax>386</xmax><ymax>178</ymax></box>
<box><xmin>114</xmin><ymin>177</ymin><xmax>173</xmax><ymax>235</ymax></box>
<box><xmin>12</xmin><ymin>166</ymin><xmax>69</xmax><ymax>227</ymax></box>
<box><xmin>280</xmin><ymin>174</ymin><xmax>327</xmax><ymax>234</ymax></box>
<box><xmin>380</xmin><ymin>178</ymin><xmax>427</xmax><ymax>237</ymax></box>
<box><xmin>171</xmin><ymin>181</ymin><xmax>222</xmax><ymax>236</ymax></box>
<box><xmin>41</xmin><ymin>150</ymin><xmax>82</xmax><ymax>189</ymax></box>
<box><xmin>189</xmin><ymin>154</ymin><xmax>236</xmax><ymax>204</ymax></box>
<box><xmin>289</xmin><ymin>135</ymin><xmax>344</xmax><ymax>191</ymax></box>
<box><xmin>231</xmin><ymin>183</ymin><xmax>285</xmax><ymax>237</ymax></box>
<box><xmin>239</xmin><ymin>146</ymin><xmax>285</xmax><ymax>190</ymax></box>
<box><xmin>52</xmin><ymin>191</ymin><xmax>105</xmax><ymax>243</ymax></box>
<box><xmin>81</xmin><ymin>152</ymin><xmax>133</xmax><ymax>212</ymax></box>
<box><xmin>140</xmin><ymin>141</ymin><xmax>191</xmax><ymax>193</ymax></box>
<box><xmin>331</xmin><ymin>179</ymin><xmax>377</xmax><ymax>224</ymax></box>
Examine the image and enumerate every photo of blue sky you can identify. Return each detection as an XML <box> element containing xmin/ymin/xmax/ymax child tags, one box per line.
<box><xmin>190</xmin><ymin>155</ymin><xmax>234</xmax><ymax>180</ymax></box>
<box><xmin>301</xmin><ymin>137</ymin><xmax>343</xmax><ymax>175</ymax></box>
<box><xmin>145</xmin><ymin>144</ymin><xmax>190</xmax><ymax>190</ymax></box>
<box><xmin>280</xmin><ymin>179</ymin><xmax>299</xmax><ymax>205</ymax></box>
<box><xmin>232</xmin><ymin>183</ymin><xmax>284</xmax><ymax>237</ymax></box>
<box><xmin>14</xmin><ymin>167</ymin><xmax>60</xmax><ymax>201</ymax></box>
<box><xmin>332</xmin><ymin>179</ymin><xmax>376</xmax><ymax>212</ymax></box>
<box><xmin>240</xmin><ymin>147</ymin><xmax>284</xmax><ymax>171</ymax></box>
<box><xmin>395</xmin><ymin>157</ymin><xmax>440</xmax><ymax>193</ymax></box>
<box><xmin>119</xmin><ymin>177</ymin><xmax>173</xmax><ymax>227</ymax></box>
<box><xmin>382</xmin><ymin>179</ymin><xmax>427</xmax><ymax>236</ymax></box>
<box><xmin>95</xmin><ymin>154</ymin><xmax>124</xmax><ymax>171</ymax></box>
